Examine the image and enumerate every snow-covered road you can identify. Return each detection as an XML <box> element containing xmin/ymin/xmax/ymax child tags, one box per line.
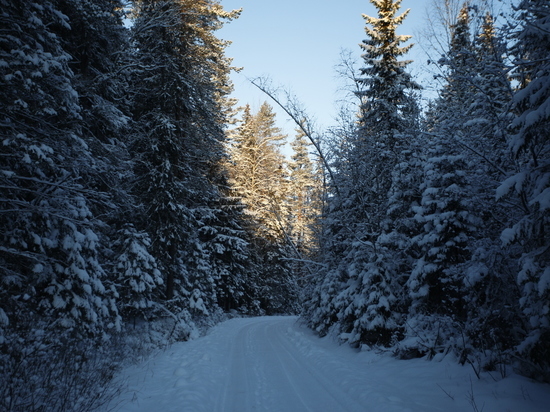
<box><xmin>216</xmin><ymin>317</ymin><xmax>365</xmax><ymax>412</ymax></box>
<box><xmin>107</xmin><ymin>316</ymin><xmax>550</xmax><ymax>412</ymax></box>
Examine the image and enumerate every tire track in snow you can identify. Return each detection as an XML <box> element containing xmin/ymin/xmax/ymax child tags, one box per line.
<box><xmin>267</xmin><ymin>319</ymin><xmax>366</xmax><ymax>412</ymax></box>
<box><xmin>218</xmin><ymin>316</ymin><xmax>365</xmax><ymax>411</ymax></box>
<box><xmin>217</xmin><ymin>318</ymin><xmax>263</xmax><ymax>411</ymax></box>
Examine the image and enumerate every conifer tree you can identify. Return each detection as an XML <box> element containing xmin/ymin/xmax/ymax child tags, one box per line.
<box><xmin>460</xmin><ymin>10</ymin><xmax>520</xmax><ymax>359</ymax></box>
<box><xmin>199</xmin><ymin>194</ymin><xmax>262</xmax><ymax>314</ymax></box>
<box><xmin>304</xmin><ymin>0</ymin><xmax>420</xmax><ymax>346</ymax></box>
<box><xmin>407</xmin><ymin>4</ymin><xmax>520</xmax><ymax>360</ymax></box>
<box><xmin>226</xmin><ymin>103</ymin><xmax>299</xmax><ymax>314</ymax></box>
<box><xmin>498</xmin><ymin>0</ymin><xmax>550</xmax><ymax>376</ymax></box>
<box><xmin>405</xmin><ymin>4</ymin><xmax>478</xmax><ymax>350</ymax></box>
<box><xmin>50</xmin><ymin>0</ymin><xmax>143</xmax><ymax>327</ymax></box>
<box><xmin>469</xmin><ymin>11</ymin><xmax>512</xmax><ymax>157</ymax></box>
<box><xmin>356</xmin><ymin>0</ymin><xmax>421</xmax><ymax>199</ymax></box>
<box><xmin>113</xmin><ymin>225</ymin><xmax>164</xmax><ymax>320</ymax></box>
<box><xmin>285</xmin><ymin>127</ymin><xmax>325</xmax><ymax>287</ymax></box>
<box><xmin>339</xmin><ymin>0</ymin><xmax>420</xmax><ymax>346</ymax></box>
<box><xmin>0</xmin><ymin>0</ymin><xmax>120</xmax><ymax>339</ymax></box>
<box><xmin>228</xmin><ymin>103</ymin><xmax>288</xmax><ymax>241</ymax></box>
<box><xmin>53</xmin><ymin>0</ymin><xmax>133</xmax><ymax>220</ymax></box>
<box><xmin>0</xmin><ymin>1</ymin><xmax>125</xmax><ymax>409</ymax></box>
<box><xmin>129</xmin><ymin>0</ymin><xmax>239</xmax><ymax>324</ymax></box>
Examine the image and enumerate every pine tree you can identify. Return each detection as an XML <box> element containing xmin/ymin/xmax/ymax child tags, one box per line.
<box><xmin>129</xmin><ymin>0</ymin><xmax>239</xmax><ymax>326</ymax></box>
<box><xmin>0</xmin><ymin>1</ymin><xmax>125</xmax><ymax>409</ymax></box>
<box><xmin>226</xmin><ymin>103</ymin><xmax>299</xmax><ymax>314</ymax></box>
<box><xmin>0</xmin><ymin>0</ymin><xmax>120</xmax><ymax>338</ymax></box>
<box><xmin>497</xmin><ymin>0</ymin><xmax>550</xmax><ymax>377</ymax></box>
<box><xmin>304</xmin><ymin>0</ymin><xmax>420</xmax><ymax>347</ymax></box>
<box><xmin>228</xmin><ymin>103</ymin><xmax>288</xmax><ymax>241</ymax></box>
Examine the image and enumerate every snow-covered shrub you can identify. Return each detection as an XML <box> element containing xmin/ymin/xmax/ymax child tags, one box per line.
<box><xmin>0</xmin><ymin>322</ymin><xmax>125</xmax><ymax>412</ymax></box>
<box><xmin>398</xmin><ymin>314</ymin><xmax>462</xmax><ymax>360</ymax></box>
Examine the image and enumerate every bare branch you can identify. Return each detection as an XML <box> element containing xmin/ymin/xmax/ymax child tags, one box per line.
<box><xmin>249</xmin><ymin>77</ymin><xmax>341</xmax><ymax>197</ymax></box>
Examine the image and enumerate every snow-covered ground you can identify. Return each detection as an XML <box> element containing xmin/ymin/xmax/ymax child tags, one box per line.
<box><xmin>104</xmin><ymin>316</ymin><xmax>550</xmax><ymax>412</ymax></box>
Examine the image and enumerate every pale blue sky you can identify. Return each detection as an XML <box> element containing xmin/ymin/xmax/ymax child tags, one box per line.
<box><xmin>219</xmin><ymin>0</ymin><xmax>431</xmax><ymax>137</ymax></box>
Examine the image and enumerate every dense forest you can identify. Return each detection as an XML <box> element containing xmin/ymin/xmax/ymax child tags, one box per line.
<box><xmin>0</xmin><ymin>0</ymin><xmax>548</xmax><ymax>410</ymax></box>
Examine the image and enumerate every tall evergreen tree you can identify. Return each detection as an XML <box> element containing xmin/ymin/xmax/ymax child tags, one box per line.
<box><xmin>0</xmin><ymin>0</ymin><xmax>120</xmax><ymax>339</ymax></box>
<box><xmin>355</xmin><ymin>0</ymin><xmax>421</xmax><ymax>210</ymax></box>
<box><xmin>460</xmin><ymin>10</ymin><xmax>520</xmax><ymax>361</ymax></box>
<box><xmin>0</xmin><ymin>1</ymin><xmax>126</xmax><ymax>409</ymax></box>
<box><xmin>285</xmin><ymin>127</ymin><xmax>325</xmax><ymax>289</ymax></box>
<box><xmin>53</xmin><ymin>0</ymin><xmax>133</xmax><ymax>221</ymax></box>
<box><xmin>497</xmin><ymin>0</ymin><xmax>550</xmax><ymax>377</ymax></box>
<box><xmin>403</xmin><ymin>5</ymin><xmax>520</xmax><ymax>360</ymax></box>
<box><xmin>226</xmin><ymin>103</ymin><xmax>299</xmax><ymax>314</ymax></box>
<box><xmin>227</xmin><ymin>103</ymin><xmax>288</xmax><ymax>241</ymax></box>
<box><xmin>406</xmin><ymin>4</ymin><xmax>479</xmax><ymax>352</ymax></box>
<box><xmin>304</xmin><ymin>0</ymin><xmax>420</xmax><ymax>347</ymax></box>
<box><xmin>129</xmin><ymin>0</ymin><xmax>239</xmax><ymax>326</ymax></box>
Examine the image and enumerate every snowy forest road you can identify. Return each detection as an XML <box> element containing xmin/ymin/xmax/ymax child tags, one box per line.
<box><xmin>215</xmin><ymin>317</ymin><xmax>365</xmax><ymax>412</ymax></box>
<box><xmin>107</xmin><ymin>316</ymin><xmax>550</xmax><ymax>412</ymax></box>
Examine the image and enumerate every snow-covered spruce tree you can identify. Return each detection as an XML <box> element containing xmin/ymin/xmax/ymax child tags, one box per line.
<box><xmin>407</xmin><ymin>151</ymin><xmax>480</xmax><ymax>355</ymax></box>
<box><xmin>197</xmin><ymin>194</ymin><xmax>263</xmax><ymax>314</ymax></box>
<box><xmin>460</xmin><ymin>10</ymin><xmax>521</xmax><ymax>365</ymax></box>
<box><xmin>405</xmin><ymin>5</ymin><xmax>505</xmax><ymax>358</ymax></box>
<box><xmin>468</xmin><ymin>11</ymin><xmax>513</xmax><ymax>159</ymax></box>
<box><xmin>305</xmin><ymin>0</ymin><xmax>421</xmax><ymax>346</ymax></box>
<box><xmin>405</xmin><ymin>4</ymin><xmax>479</xmax><ymax>355</ymax></box>
<box><xmin>112</xmin><ymin>225</ymin><xmax>163</xmax><ymax>321</ymax></box>
<box><xmin>52</xmin><ymin>0</ymin><xmax>135</xmax><ymax>252</ymax></box>
<box><xmin>341</xmin><ymin>0</ymin><xmax>421</xmax><ymax>347</ymax></box>
<box><xmin>228</xmin><ymin>103</ymin><xmax>289</xmax><ymax>240</ymax></box>
<box><xmin>226</xmin><ymin>103</ymin><xmax>299</xmax><ymax>314</ymax></box>
<box><xmin>187</xmin><ymin>189</ymin><xmax>268</xmax><ymax>321</ymax></box>
<box><xmin>301</xmin><ymin>111</ymin><xmax>360</xmax><ymax>337</ymax></box>
<box><xmin>0</xmin><ymin>1</ymin><xmax>123</xmax><ymax>410</ymax></box>
<box><xmin>407</xmin><ymin>5</ymin><xmax>521</xmax><ymax>363</ymax></box>
<box><xmin>129</xmin><ymin>0</ymin><xmax>240</xmax><ymax>333</ymax></box>
<box><xmin>355</xmin><ymin>0</ymin><xmax>421</xmax><ymax>183</ymax></box>
<box><xmin>51</xmin><ymin>0</ymin><xmax>162</xmax><ymax>334</ymax></box>
<box><xmin>497</xmin><ymin>0</ymin><xmax>550</xmax><ymax>380</ymax></box>
<box><xmin>0</xmin><ymin>0</ymin><xmax>120</xmax><ymax>339</ymax></box>
<box><xmin>54</xmin><ymin>0</ymin><xmax>131</xmax><ymax>158</ymax></box>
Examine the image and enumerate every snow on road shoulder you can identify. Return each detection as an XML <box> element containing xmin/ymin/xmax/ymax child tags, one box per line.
<box><xmin>103</xmin><ymin>316</ymin><xmax>550</xmax><ymax>412</ymax></box>
<box><xmin>285</xmin><ymin>319</ymin><xmax>550</xmax><ymax>412</ymax></box>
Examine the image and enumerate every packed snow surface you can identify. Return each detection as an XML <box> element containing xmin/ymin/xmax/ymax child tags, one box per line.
<box><xmin>106</xmin><ymin>316</ymin><xmax>550</xmax><ymax>412</ymax></box>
